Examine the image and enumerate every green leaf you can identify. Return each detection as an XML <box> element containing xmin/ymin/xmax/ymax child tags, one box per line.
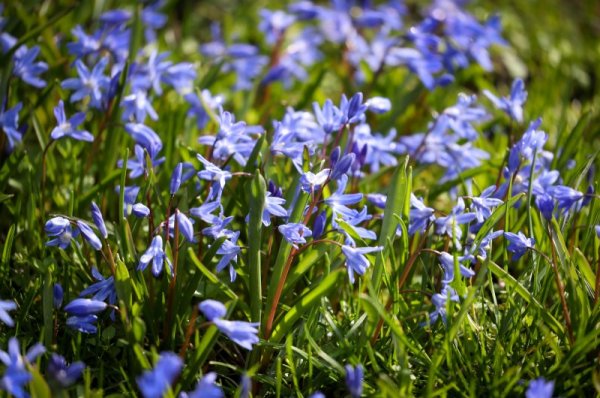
<box><xmin>248</xmin><ymin>171</ymin><xmax>266</xmax><ymax>324</ymax></box>
<box><xmin>270</xmin><ymin>269</ymin><xmax>345</xmax><ymax>343</ymax></box>
<box><xmin>2</xmin><ymin>224</ymin><xmax>15</xmax><ymax>265</ymax></box>
<box><xmin>115</xmin><ymin>259</ymin><xmax>133</xmax><ymax>309</ymax></box>
<box><xmin>28</xmin><ymin>365</ymin><xmax>51</xmax><ymax>398</ymax></box>
<box><xmin>186</xmin><ymin>247</ymin><xmax>238</xmax><ymax>301</ymax></box>
<box><xmin>487</xmin><ymin>259</ymin><xmax>564</xmax><ymax>336</ymax></box>
<box><xmin>372</xmin><ymin>157</ymin><xmax>411</xmax><ymax>291</ymax></box>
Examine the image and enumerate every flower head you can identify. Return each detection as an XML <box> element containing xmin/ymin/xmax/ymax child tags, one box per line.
<box><xmin>13</xmin><ymin>45</ymin><xmax>48</xmax><ymax>88</ymax></box>
<box><xmin>137</xmin><ymin>352</ymin><xmax>183</xmax><ymax>398</ymax></box>
<box><xmin>345</xmin><ymin>364</ymin><xmax>364</xmax><ymax>398</ymax></box>
<box><xmin>46</xmin><ymin>354</ymin><xmax>85</xmax><ymax>388</ymax></box>
<box><xmin>0</xmin><ymin>300</ymin><xmax>16</xmax><ymax>327</ymax></box>
<box><xmin>198</xmin><ymin>300</ymin><xmax>260</xmax><ymax>350</ymax></box>
<box><xmin>526</xmin><ymin>377</ymin><xmax>554</xmax><ymax>398</ymax></box>
<box><xmin>341</xmin><ymin>245</ymin><xmax>383</xmax><ymax>283</ymax></box>
<box><xmin>0</xmin><ymin>102</ymin><xmax>23</xmax><ymax>150</ymax></box>
<box><xmin>45</xmin><ymin>217</ymin><xmax>79</xmax><ymax>249</ymax></box>
<box><xmin>61</xmin><ymin>58</ymin><xmax>110</xmax><ymax>108</ymax></box>
<box><xmin>278</xmin><ymin>223</ymin><xmax>312</xmax><ymax>248</ymax></box>
<box><xmin>0</xmin><ymin>337</ymin><xmax>45</xmax><ymax>398</ymax></box>
<box><xmin>50</xmin><ymin>100</ymin><xmax>93</xmax><ymax>142</ymax></box>
<box><xmin>504</xmin><ymin>231</ymin><xmax>535</xmax><ymax>261</ymax></box>
<box><xmin>180</xmin><ymin>372</ymin><xmax>224</xmax><ymax>398</ymax></box>
<box><xmin>138</xmin><ymin>235</ymin><xmax>172</xmax><ymax>277</ymax></box>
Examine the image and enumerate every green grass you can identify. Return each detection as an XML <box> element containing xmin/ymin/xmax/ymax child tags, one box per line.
<box><xmin>1</xmin><ymin>0</ymin><xmax>600</xmax><ymax>397</ymax></box>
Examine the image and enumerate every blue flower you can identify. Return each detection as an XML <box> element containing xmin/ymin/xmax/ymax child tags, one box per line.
<box><xmin>428</xmin><ymin>286</ymin><xmax>459</xmax><ymax>325</ymax></box>
<box><xmin>504</xmin><ymin>232</ymin><xmax>535</xmax><ymax>261</ymax></box>
<box><xmin>0</xmin><ymin>337</ymin><xmax>45</xmax><ymax>398</ymax></box>
<box><xmin>261</xmin><ymin>192</ymin><xmax>287</xmax><ymax>226</ymax></box>
<box><xmin>215</xmin><ymin>231</ymin><xmax>241</xmax><ymax>282</ymax></box>
<box><xmin>325</xmin><ymin>175</ymin><xmax>363</xmax><ymax>221</ymax></box>
<box><xmin>434</xmin><ymin>198</ymin><xmax>477</xmax><ymax>250</ymax></box>
<box><xmin>345</xmin><ymin>364</ymin><xmax>364</xmax><ymax>398</ymax></box>
<box><xmin>170</xmin><ymin>163</ymin><xmax>183</xmax><ymax>195</ymax></box>
<box><xmin>166</xmin><ymin>210</ymin><xmax>196</xmax><ymax>243</ymax></box>
<box><xmin>46</xmin><ymin>354</ymin><xmax>84</xmax><ymax>388</ymax></box>
<box><xmin>526</xmin><ymin>377</ymin><xmax>554</xmax><ymax>398</ymax></box>
<box><xmin>337</xmin><ymin>206</ymin><xmax>376</xmax><ymax>245</ymax></box>
<box><xmin>50</xmin><ymin>100</ymin><xmax>93</xmax><ymax>142</ymax></box>
<box><xmin>122</xmin><ymin>90</ymin><xmax>158</xmax><ymax>123</ymax></box>
<box><xmin>300</xmin><ymin>169</ymin><xmax>330</xmax><ymax>193</ymax></box>
<box><xmin>53</xmin><ymin>284</ymin><xmax>63</xmax><ymax>308</ymax></box>
<box><xmin>124</xmin><ymin>123</ymin><xmax>164</xmax><ymax>157</ymax></box>
<box><xmin>312</xmin><ymin>211</ymin><xmax>327</xmax><ymax>240</ymax></box>
<box><xmin>184</xmin><ymin>90</ymin><xmax>224</xmax><ymax>129</ymax></box>
<box><xmin>507</xmin><ymin>118</ymin><xmax>546</xmax><ymax>173</ymax></box>
<box><xmin>197</xmin><ymin>154</ymin><xmax>232</xmax><ymax>190</ymax></box>
<box><xmin>90</xmin><ymin>202</ymin><xmax>108</xmax><ymax>239</ymax></box>
<box><xmin>341</xmin><ymin>245</ymin><xmax>383</xmax><ymax>283</ymax></box>
<box><xmin>340</xmin><ymin>92</ymin><xmax>367</xmax><ymax>125</ymax></box>
<box><xmin>469</xmin><ymin>186</ymin><xmax>504</xmax><ymax>224</ymax></box>
<box><xmin>180</xmin><ymin>372</ymin><xmax>224</xmax><ymax>398</ymax></box>
<box><xmin>547</xmin><ymin>185</ymin><xmax>584</xmax><ymax>211</ymax></box>
<box><xmin>45</xmin><ymin>217</ymin><xmax>79</xmax><ymax>249</ymax></box>
<box><xmin>64</xmin><ymin>298</ymin><xmax>108</xmax><ymax>316</ymax></box>
<box><xmin>198</xmin><ymin>300</ymin><xmax>228</xmax><ymax>322</ymax></box>
<box><xmin>0</xmin><ymin>299</ymin><xmax>16</xmax><ymax>327</ymax></box>
<box><xmin>408</xmin><ymin>194</ymin><xmax>436</xmax><ymax>235</ymax></box>
<box><xmin>198</xmin><ymin>111</ymin><xmax>263</xmax><ymax>166</ymax></box>
<box><xmin>61</xmin><ymin>58</ymin><xmax>110</xmax><ymax>109</ymax></box>
<box><xmin>76</xmin><ymin>221</ymin><xmax>102</xmax><ymax>250</ymax></box>
<box><xmin>118</xmin><ymin>144</ymin><xmax>165</xmax><ymax>179</ymax></box>
<box><xmin>138</xmin><ymin>235</ymin><xmax>172</xmax><ymax>277</ymax></box>
<box><xmin>278</xmin><ymin>223</ymin><xmax>312</xmax><ymax>248</ymax></box>
<box><xmin>313</xmin><ymin>99</ymin><xmax>342</xmax><ymax>134</ymax></box>
<box><xmin>80</xmin><ymin>268</ymin><xmax>116</xmax><ymax>306</ymax></box>
<box><xmin>66</xmin><ymin>315</ymin><xmax>98</xmax><ymax>334</ymax></box>
<box><xmin>259</xmin><ymin>9</ymin><xmax>295</xmax><ymax>45</ymax></box>
<box><xmin>13</xmin><ymin>45</ymin><xmax>48</xmax><ymax>88</ymax></box>
<box><xmin>0</xmin><ymin>102</ymin><xmax>23</xmax><ymax>151</ymax></box>
<box><xmin>198</xmin><ymin>300</ymin><xmax>260</xmax><ymax>350</ymax></box>
<box><xmin>438</xmin><ymin>252</ymin><xmax>475</xmax><ymax>284</ymax></box>
<box><xmin>483</xmin><ymin>78</ymin><xmax>527</xmax><ymax>122</ymax></box>
<box><xmin>136</xmin><ymin>352</ymin><xmax>183</xmax><ymax>398</ymax></box>
<box><xmin>331</xmin><ymin>152</ymin><xmax>356</xmax><ymax>180</ymax></box>
<box><xmin>466</xmin><ymin>230</ymin><xmax>504</xmax><ymax>260</ymax></box>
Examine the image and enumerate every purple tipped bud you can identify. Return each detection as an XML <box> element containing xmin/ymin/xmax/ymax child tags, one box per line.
<box><xmin>132</xmin><ymin>203</ymin><xmax>150</xmax><ymax>218</ymax></box>
<box><xmin>312</xmin><ymin>211</ymin><xmax>327</xmax><ymax>240</ymax></box>
<box><xmin>268</xmin><ymin>181</ymin><xmax>283</xmax><ymax>198</ymax></box>
<box><xmin>170</xmin><ymin>163</ymin><xmax>183</xmax><ymax>195</ymax></box>
<box><xmin>330</xmin><ymin>146</ymin><xmax>341</xmax><ymax>167</ymax></box>
<box><xmin>64</xmin><ymin>298</ymin><xmax>107</xmax><ymax>316</ymax></box>
<box><xmin>268</xmin><ymin>180</ymin><xmax>277</xmax><ymax>196</ymax></box>
<box><xmin>331</xmin><ymin>153</ymin><xmax>355</xmax><ymax>180</ymax></box>
<box><xmin>90</xmin><ymin>202</ymin><xmax>108</xmax><ymax>239</ymax></box>
<box><xmin>76</xmin><ymin>221</ymin><xmax>102</xmax><ymax>250</ymax></box>
<box><xmin>53</xmin><ymin>283</ymin><xmax>63</xmax><ymax>308</ymax></box>
<box><xmin>582</xmin><ymin>185</ymin><xmax>594</xmax><ymax>207</ymax></box>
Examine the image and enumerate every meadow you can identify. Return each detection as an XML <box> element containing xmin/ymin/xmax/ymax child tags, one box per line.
<box><xmin>0</xmin><ymin>0</ymin><xmax>599</xmax><ymax>397</ymax></box>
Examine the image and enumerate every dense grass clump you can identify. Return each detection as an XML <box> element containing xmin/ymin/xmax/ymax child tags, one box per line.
<box><xmin>0</xmin><ymin>0</ymin><xmax>599</xmax><ymax>397</ymax></box>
